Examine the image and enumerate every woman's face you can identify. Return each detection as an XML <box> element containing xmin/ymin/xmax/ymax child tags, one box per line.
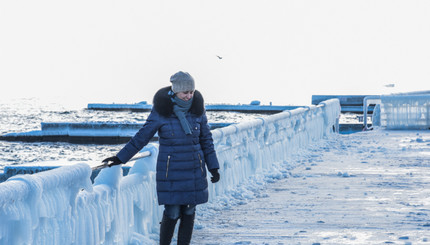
<box><xmin>176</xmin><ymin>91</ymin><xmax>194</xmax><ymax>101</ymax></box>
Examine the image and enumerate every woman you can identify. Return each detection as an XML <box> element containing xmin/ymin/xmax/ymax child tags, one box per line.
<box><xmin>102</xmin><ymin>71</ymin><xmax>220</xmax><ymax>245</ymax></box>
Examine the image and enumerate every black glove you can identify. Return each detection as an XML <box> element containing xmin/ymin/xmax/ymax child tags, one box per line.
<box><xmin>102</xmin><ymin>156</ymin><xmax>122</xmax><ymax>167</ymax></box>
<box><xmin>209</xmin><ymin>169</ymin><xmax>220</xmax><ymax>183</ymax></box>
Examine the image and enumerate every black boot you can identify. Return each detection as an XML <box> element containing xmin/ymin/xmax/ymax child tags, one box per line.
<box><xmin>160</xmin><ymin>213</ymin><xmax>178</xmax><ymax>245</ymax></box>
<box><xmin>177</xmin><ymin>213</ymin><xmax>195</xmax><ymax>245</ymax></box>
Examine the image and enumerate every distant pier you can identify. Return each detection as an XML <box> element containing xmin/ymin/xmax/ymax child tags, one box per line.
<box><xmin>87</xmin><ymin>101</ymin><xmax>152</xmax><ymax>112</ymax></box>
<box><xmin>0</xmin><ymin>122</ymin><xmax>231</xmax><ymax>144</ymax></box>
<box><xmin>312</xmin><ymin>95</ymin><xmax>375</xmax><ymax>114</ymax></box>
<box><xmin>0</xmin><ymin>97</ymin><xmax>375</xmax><ymax>144</ymax></box>
<box><xmin>88</xmin><ymin>100</ymin><xmax>302</xmax><ymax>114</ymax></box>
<box><xmin>89</xmin><ymin>96</ymin><xmax>375</xmax><ymax>114</ymax></box>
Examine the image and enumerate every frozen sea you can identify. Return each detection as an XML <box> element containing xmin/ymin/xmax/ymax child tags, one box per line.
<box><xmin>0</xmin><ymin>97</ymin><xmax>268</xmax><ymax>170</ymax></box>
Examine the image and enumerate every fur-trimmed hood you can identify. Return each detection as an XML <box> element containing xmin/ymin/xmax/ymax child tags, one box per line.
<box><xmin>152</xmin><ymin>86</ymin><xmax>205</xmax><ymax>117</ymax></box>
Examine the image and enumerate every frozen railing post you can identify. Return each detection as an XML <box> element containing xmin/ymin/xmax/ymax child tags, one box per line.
<box><xmin>363</xmin><ymin>96</ymin><xmax>381</xmax><ymax>130</ymax></box>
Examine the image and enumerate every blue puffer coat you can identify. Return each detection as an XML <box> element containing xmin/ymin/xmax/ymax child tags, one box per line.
<box><xmin>116</xmin><ymin>86</ymin><xmax>220</xmax><ymax>205</ymax></box>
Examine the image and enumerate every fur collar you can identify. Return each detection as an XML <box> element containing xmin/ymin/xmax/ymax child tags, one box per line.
<box><xmin>153</xmin><ymin>86</ymin><xmax>205</xmax><ymax>117</ymax></box>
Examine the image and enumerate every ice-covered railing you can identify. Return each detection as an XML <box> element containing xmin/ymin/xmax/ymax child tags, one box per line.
<box><xmin>380</xmin><ymin>92</ymin><xmax>430</xmax><ymax>129</ymax></box>
<box><xmin>0</xmin><ymin>163</ymin><xmax>94</xmax><ymax>244</ymax></box>
<box><xmin>208</xmin><ymin>99</ymin><xmax>340</xmax><ymax>200</ymax></box>
<box><xmin>0</xmin><ymin>144</ymin><xmax>162</xmax><ymax>244</ymax></box>
<box><xmin>0</xmin><ymin>99</ymin><xmax>340</xmax><ymax>244</ymax></box>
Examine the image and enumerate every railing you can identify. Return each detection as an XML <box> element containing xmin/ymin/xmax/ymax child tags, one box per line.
<box><xmin>91</xmin><ymin>151</ymin><xmax>152</xmax><ymax>171</ymax></box>
<box><xmin>208</xmin><ymin>99</ymin><xmax>340</xmax><ymax>201</ymax></box>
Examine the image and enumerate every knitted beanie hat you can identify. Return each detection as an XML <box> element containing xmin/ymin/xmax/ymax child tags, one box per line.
<box><xmin>170</xmin><ymin>71</ymin><xmax>195</xmax><ymax>93</ymax></box>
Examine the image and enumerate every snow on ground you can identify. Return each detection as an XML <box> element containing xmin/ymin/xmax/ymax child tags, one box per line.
<box><xmin>192</xmin><ymin>129</ymin><xmax>430</xmax><ymax>245</ymax></box>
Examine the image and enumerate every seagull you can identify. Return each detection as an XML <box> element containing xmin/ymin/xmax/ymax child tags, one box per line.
<box><xmin>384</xmin><ymin>84</ymin><xmax>395</xmax><ymax>88</ymax></box>
<box><xmin>216</xmin><ymin>55</ymin><xmax>223</xmax><ymax>59</ymax></box>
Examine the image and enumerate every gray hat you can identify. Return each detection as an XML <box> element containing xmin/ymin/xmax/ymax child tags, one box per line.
<box><xmin>170</xmin><ymin>71</ymin><xmax>195</xmax><ymax>93</ymax></box>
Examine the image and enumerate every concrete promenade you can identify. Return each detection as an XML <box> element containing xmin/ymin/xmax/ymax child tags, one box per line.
<box><xmin>193</xmin><ymin>130</ymin><xmax>430</xmax><ymax>244</ymax></box>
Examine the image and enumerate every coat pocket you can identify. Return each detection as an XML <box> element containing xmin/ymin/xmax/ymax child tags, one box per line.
<box><xmin>198</xmin><ymin>154</ymin><xmax>204</xmax><ymax>175</ymax></box>
<box><xmin>166</xmin><ymin>155</ymin><xmax>171</xmax><ymax>178</ymax></box>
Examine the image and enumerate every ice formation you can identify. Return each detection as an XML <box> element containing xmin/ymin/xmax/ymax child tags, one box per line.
<box><xmin>0</xmin><ymin>99</ymin><xmax>340</xmax><ymax>244</ymax></box>
<box><xmin>380</xmin><ymin>94</ymin><xmax>430</xmax><ymax>129</ymax></box>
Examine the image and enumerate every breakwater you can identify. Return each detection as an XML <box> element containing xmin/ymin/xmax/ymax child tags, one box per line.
<box><xmin>0</xmin><ymin>122</ymin><xmax>231</xmax><ymax>144</ymax></box>
<box><xmin>87</xmin><ymin>101</ymin><xmax>302</xmax><ymax>113</ymax></box>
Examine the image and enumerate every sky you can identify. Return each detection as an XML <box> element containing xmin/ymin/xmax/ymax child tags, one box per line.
<box><xmin>1</xmin><ymin>0</ymin><xmax>430</xmax><ymax>106</ymax></box>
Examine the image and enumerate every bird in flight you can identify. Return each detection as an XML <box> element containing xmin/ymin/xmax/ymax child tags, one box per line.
<box><xmin>216</xmin><ymin>55</ymin><xmax>223</xmax><ymax>59</ymax></box>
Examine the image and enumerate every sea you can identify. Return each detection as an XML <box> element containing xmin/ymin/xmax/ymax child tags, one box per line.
<box><xmin>0</xmin><ymin>97</ymin><xmax>267</xmax><ymax>170</ymax></box>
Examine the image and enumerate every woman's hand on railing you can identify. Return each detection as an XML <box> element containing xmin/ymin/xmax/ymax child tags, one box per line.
<box><xmin>102</xmin><ymin>156</ymin><xmax>122</xmax><ymax>167</ymax></box>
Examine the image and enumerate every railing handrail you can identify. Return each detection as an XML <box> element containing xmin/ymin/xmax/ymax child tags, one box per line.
<box><xmin>91</xmin><ymin>151</ymin><xmax>151</xmax><ymax>171</ymax></box>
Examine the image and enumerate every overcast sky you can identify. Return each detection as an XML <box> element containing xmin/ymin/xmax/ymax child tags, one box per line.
<box><xmin>1</xmin><ymin>0</ymin><xmax>429</xmax><ymax>106</ymax></box>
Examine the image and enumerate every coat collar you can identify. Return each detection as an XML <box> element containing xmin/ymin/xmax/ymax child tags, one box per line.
<box><xmin>152</xmin><ymin>86</ymin><xmax>205</xmax><ymax>117</ymax></box>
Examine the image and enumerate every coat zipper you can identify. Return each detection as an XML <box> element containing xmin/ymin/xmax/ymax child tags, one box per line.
<box><xmin>198</xmin><ymin>154</ymin><xmax>204</xmax><ymax>175</ymax></box>
<box><xmin>166</xmin><ymin>155</ymin><xmax>171</xmax><ymax>178</ymax></box>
